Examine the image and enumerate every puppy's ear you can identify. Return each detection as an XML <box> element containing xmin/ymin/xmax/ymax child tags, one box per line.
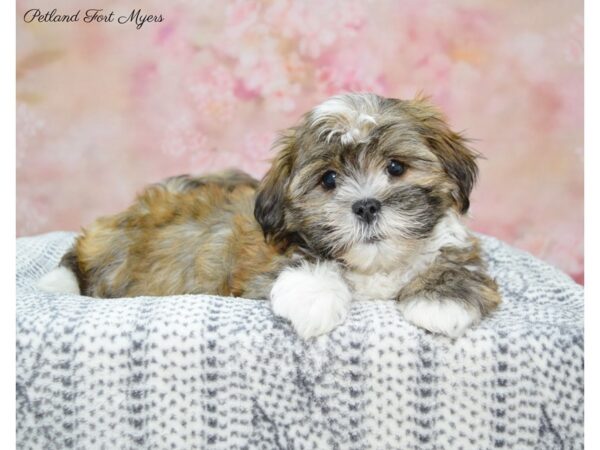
<box><xmin>254</xmin><ymin>131</ymin><xmax>296</xmax><ymax>245</ymax></box>
<box><xmin>408</xmin><ymin>95</ymin><xmax>479</xmax><ymax>214</ymax></box>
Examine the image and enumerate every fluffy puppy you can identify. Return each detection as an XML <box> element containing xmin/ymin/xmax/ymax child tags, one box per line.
<box><xmin>38</xmin><ymin>93</ymin><xmax>501</xmax><ymax>338</ymax></box>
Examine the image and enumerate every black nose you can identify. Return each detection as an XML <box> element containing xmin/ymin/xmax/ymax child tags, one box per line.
<box><xmin>352</xmin><ymin>198</ymin><xmax>381</xmax><ymax>224</ymax></box>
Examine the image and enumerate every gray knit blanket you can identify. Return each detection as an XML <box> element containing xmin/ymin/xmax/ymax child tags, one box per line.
<box><xmin>16</xmin><ymin>232</ymin><xmax>583</xmax><ymax>450</ymax></box>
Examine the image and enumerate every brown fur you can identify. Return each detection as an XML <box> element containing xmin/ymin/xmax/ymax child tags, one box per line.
<box><xmin>253</xmin><ymin>94</ymin><xmax>479</xmax><ymax>257</ymax></box>
<box><xmin>397</xmin><ymin>237</ymin><xmax>501</xmax><ymax>315</ymax></box>
<box><xmin>63</xmin><ymin>171</ymin><xmax>295</xmax><ymax>298</ymax></box>
<box><xmin>402</xmin><ymin>94</ymin><xmax>479</xmax><ymax>213</ymax></box>
<box><xmin>60</xmin><ymin>93</ymin><xmax>500</xmax><ymax>326</ymax></box>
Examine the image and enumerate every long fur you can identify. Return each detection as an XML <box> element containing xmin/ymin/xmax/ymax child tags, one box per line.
<box><xmin>39</xmin><ymin>93</ymin><xmax>501</xmax><ymax>338</ymax></box>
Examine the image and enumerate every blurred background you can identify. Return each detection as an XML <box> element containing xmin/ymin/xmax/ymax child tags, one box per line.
<box><xmin>16</xmin><ymin>0</ymin><xmax>583</xmax><ymax>283</ymax></box>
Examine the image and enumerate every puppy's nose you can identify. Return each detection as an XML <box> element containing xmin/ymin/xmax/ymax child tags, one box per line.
<box><xmin>352</xmin><ymin>198</ymin><xmax>381</xmax><ymax>224</ymax></box>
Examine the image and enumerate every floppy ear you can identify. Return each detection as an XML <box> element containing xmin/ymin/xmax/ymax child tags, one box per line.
<box><xmin>408</xmin><ymin>96</ymin><xmax>479</xmax><ymax>214</ymax></box>
<box><xmin>254</xmin><ymin>131</ymin><xmax>297</xmax><ymax>245</ymax></box>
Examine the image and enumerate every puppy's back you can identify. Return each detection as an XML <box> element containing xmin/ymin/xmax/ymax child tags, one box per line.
<box><xmin>40</xmin><ymin>171</ymin><xmax>287</xmax><ymax>298</ymax></box>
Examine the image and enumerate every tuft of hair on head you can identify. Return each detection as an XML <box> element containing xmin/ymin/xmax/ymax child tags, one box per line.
<box><xmin>308</xmin><ymin>92</ymin><xmax>383</xmax><ymax>145</ymax></box>
<box><xmin>405</xmin><ymin>93</ymin><xmax>480</xmax><ymax>214</ymax></box>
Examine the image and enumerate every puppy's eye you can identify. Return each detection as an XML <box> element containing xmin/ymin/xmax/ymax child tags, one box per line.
<box><xmin>387</xmin><ymin>160</ymin><xmax>406</xmax><ymax>177</ymax></box>
<box><xmin>321</xmin><ymin>170</ymin><xmax>337</xmax><ymax>190</ymax></box>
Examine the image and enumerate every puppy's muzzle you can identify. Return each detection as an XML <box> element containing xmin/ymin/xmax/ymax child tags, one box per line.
<box><xmin>352</xmin><ymin>198</ymin><xmax>381</xmax><ymax>224</ymax></box>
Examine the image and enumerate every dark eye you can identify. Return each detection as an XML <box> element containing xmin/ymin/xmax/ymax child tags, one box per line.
<box><xmin>387</xmin><ymin>160</ymin><xmax>406</xmax><ymax>177</ymax></box>
<box><xmin>321</xmin><ymin>170</ymin><xmax>337</xmax><ymax>190</ymax></box>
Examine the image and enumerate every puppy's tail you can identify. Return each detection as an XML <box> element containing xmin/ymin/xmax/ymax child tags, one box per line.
<box><xmin>36</xmin><ymin>248</ymin><xmax>82</xmax><ymax>295</ymax></box>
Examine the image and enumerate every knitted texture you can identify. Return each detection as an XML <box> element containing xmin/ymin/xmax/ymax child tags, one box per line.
<box><xmin>16</xmin><ymin>232</ymin><xmax>583</xmax><ymax>449</ymax></box>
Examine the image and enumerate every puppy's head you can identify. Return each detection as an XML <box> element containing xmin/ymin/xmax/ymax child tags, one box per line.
<box><xmin>254</xmin><ymin>93</ymin><xmax>478</xmax><ymax>263</ymax></box>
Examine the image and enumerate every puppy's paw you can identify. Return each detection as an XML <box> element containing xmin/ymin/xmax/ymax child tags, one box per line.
<box><xmin>271</xmin><ymin>261</ymin><xmax>352</xmax><ymax>339</ymax></box>
<box><xmin>399</xmin><ymin>296</ymin><xmax>481</xmax><ymax>338</ymax></box>
<box><xmin>37</xmin><ymin>267</ymin><xmax>80</xmax><ymax>295</ymax></box>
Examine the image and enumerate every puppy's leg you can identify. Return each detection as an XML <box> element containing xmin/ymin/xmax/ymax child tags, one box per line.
<box><xmin>37</xmin><ymin>249</ymin><xmax>82</xmax><ymax>295</ymax></box>
<box><xmin>271</xmin><ymin>260</ymin><xmax>352</xmax><ymax>339</ymax></box>
<box><xmin>398</xmin><ymin>244</ymin><xmax>501</xmax><ymax>338</ymax></box>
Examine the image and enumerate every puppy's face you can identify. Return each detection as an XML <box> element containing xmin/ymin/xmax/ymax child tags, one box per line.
<box><xmin>255</xmin><ymin>93</ymin><xmax>478</xmax><ymax>266</ymax></box>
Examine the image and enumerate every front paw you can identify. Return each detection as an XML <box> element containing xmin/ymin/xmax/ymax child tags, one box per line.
<box><xmin>270</xmin><ymin>262</ymin><xmax>351</xmax><ymax>339</ymax></box>
<box><xmin>399</xmin><ymin>296</ymin><xmax>481</xmax><ymax>338</ymax></box>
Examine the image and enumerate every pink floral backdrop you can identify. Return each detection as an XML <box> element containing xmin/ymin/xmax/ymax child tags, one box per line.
<box><xmin>16</xmin><ymin>0</ymin><xmax>583</xmax><ymax>283</ymax></box>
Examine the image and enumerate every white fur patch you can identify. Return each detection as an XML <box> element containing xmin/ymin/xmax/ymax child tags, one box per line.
<box><xmin>423</xmin><ymin>209</ymin><xmax>471</xmax><ymax>254</ymax></box>
<box><xmin>399</xmin><ymin>296</ymin><xmax>480</xmax><ymax>338</ymax></box>
<box><xmin>343</xmin><ymin>211</ymin><xmax>473</xmax><ymax>300</ymax></box>
<box><xmin>346</xmin><ymin>263</ymin><xmax>405</xmax><ymax>301</ymax></box>
<box><xmin>270</xmin><ymin>261</ymin><xmax>352</xmax><ymax>339</ymax></box>
<box><xmin>311</xmin><ymin>94</ymin><xmax>379</xmax><ymax>145</ymax></box>
<box><xmin>337</xmin><ymin>170</ymin><xmax>389</xmax><ymax>204</ymax></box>
<box><xmin>37</xmin><ymin>267</ymin><xmax>80</xmax><ymax>295</ymax></box>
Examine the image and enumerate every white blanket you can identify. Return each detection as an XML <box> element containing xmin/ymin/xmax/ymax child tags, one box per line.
<box><xmin>16</xmin><ymin>232</ymin><xmax>584</xmax><ymax>449</ymax></box>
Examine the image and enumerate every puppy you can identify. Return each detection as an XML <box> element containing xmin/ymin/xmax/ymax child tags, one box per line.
<box><xmin>38</xmin><ymin>93</ymin><xmax>501</xmax><ymax>338</ymax></box>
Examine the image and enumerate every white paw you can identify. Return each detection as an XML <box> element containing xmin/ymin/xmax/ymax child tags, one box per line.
<box><xmin>37</xmin><ymin>267</ymin><xmax>80</xmax><ymax>295</ymax></box>
<box><xmin>399</xmin><ymin>296</ymin><xmax>480</xmax><ymax>338</ymax></box>
<box><xmin>271</xmin><ymin>261</ymin><xmax>351</xmax><ymax>339</ymax></box>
